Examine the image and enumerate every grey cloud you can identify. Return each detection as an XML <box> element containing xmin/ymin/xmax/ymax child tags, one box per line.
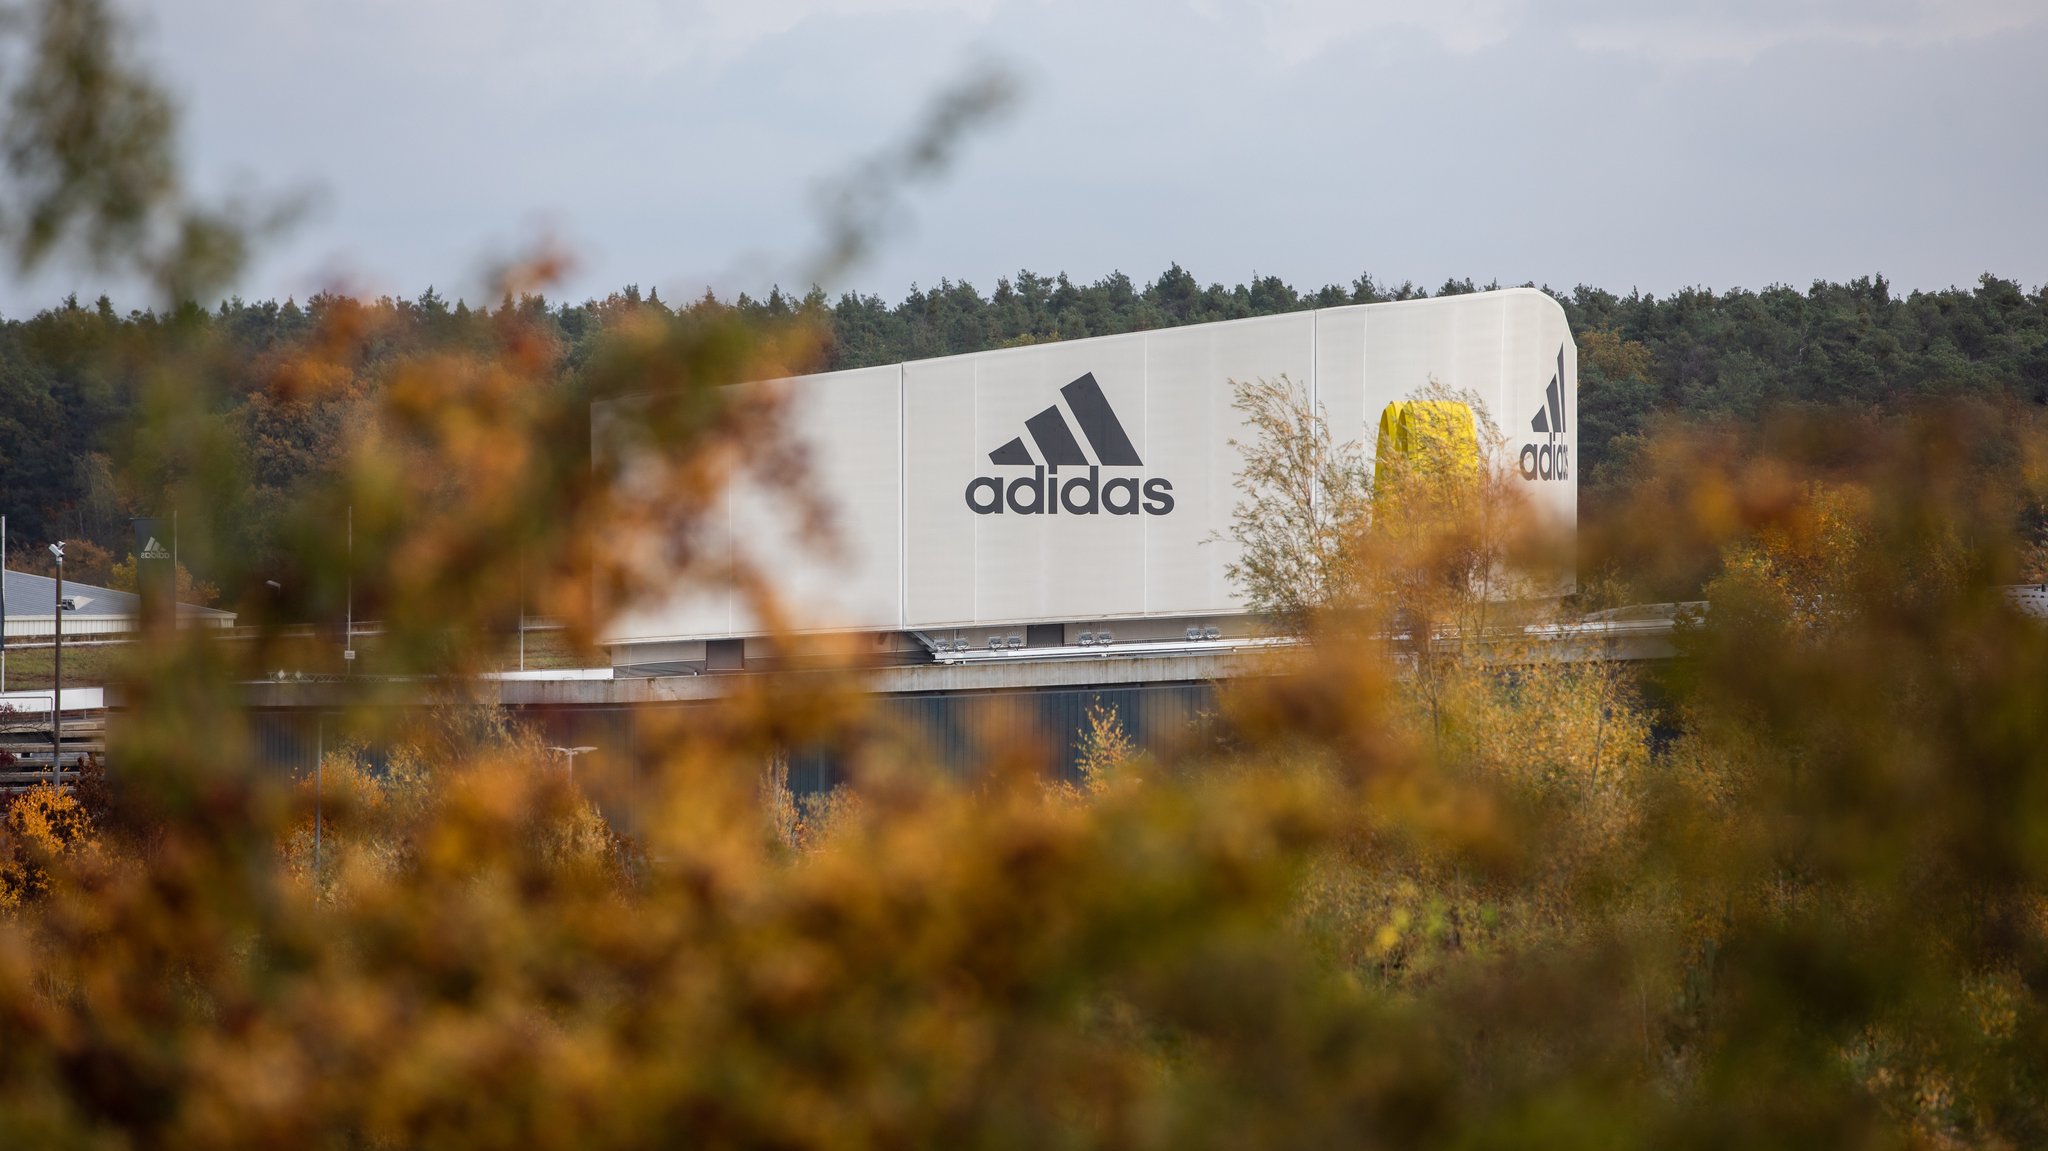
<box><xmin>1236</xmin><ymin>0</ymin><xmax>2046</xmax><ymax>63</ymax></box>
<box><xmin>1551</xmin><ymin>0</ymin><xmax>2044</xmax><ymax>61</ymax></box>
<box><xmin>6</xmin><ymin>0</ymin><xmax>2038</xmax><ymax>319</ymax></box>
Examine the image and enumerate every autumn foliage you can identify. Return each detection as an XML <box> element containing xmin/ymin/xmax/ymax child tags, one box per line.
<box><xmin>7</xmin><ymin>2</ymin><xmax>2048</xmax><ymax>1145</ymax></box>
<box><xmin>10</xmin><ymin>304</ymin><xmax>2046</xmax><ymax>1146</ymax></box>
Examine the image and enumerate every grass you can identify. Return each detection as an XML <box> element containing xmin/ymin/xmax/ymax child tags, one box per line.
<box><xmin>0</xmin><ymin>643</ymin><xmax>125</xmax><ymax>692</ymax></box>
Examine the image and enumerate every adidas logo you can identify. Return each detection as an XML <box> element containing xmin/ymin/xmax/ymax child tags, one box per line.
<box><xmin>1517</xmin><ymin>347</ymin><xmax>1571</xmax><ymax>482</ymax></box>
<box><xmin>964</xmin><ymin>373</ymin><xmax>1176</xmax><ymax>516</ymax></box>
<box><xmin>139</xmin><ymin>537</ymin><xmax>172</xmax><ymax>560</ymax></box>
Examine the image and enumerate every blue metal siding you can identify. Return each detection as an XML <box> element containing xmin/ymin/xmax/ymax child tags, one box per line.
<box><xmin>245</xmin><ymin>681</ymin><xmax>1220</xmax><ymax>809</ymax></box>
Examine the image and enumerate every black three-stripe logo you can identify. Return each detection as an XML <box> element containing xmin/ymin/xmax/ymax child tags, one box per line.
<box><xmin>966</xmin><ymin>373</ymin><xmax>1175</xmax><ymax>516</ymax></box>
<box><xmin>987</xmin><ymin>373</ymin><xmax>1144</xmax><ymax>467</ymax></box>
<box><xmin>1529</xmin><ymin>347</ymin><xmax>1566</xmax><ymax>435</ymax></box>
<box><xmin>1518</xmin><ymin>346</ymin><xmax>1570</xmax><ymax>481</ymax></box>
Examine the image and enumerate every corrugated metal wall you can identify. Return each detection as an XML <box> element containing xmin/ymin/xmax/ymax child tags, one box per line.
<box><xmin>245</xmin><ymin>680</ymin><xmax>1218</xmax><ymax>801</ymax></box>
<box><xmin>870</xmin><ymin>682</ymin><xmax>1212</xmax><ymax>789</ymax></box>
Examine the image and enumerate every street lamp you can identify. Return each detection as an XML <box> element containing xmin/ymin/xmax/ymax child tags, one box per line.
<box><xmin>48</xmin><ymin>541</ymin><xmax>63</xmax><ymax>784</ymax></box>
<box><xmin>546</xmin><ymin>745</ymin><xmax>597</xmax><ymax>774</ymax></box>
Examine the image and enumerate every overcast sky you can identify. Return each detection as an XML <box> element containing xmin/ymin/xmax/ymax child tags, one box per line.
<box><xmin>8</xmin><ymin>0</ymin><xmax>2046</xmax><ymax>314</ymax></box>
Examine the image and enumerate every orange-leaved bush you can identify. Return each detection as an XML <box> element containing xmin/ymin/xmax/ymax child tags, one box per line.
<box><xmin>6</xmin><ymin>2</ymin><xmax>2048</xmax><ymax>1145</ymax></box>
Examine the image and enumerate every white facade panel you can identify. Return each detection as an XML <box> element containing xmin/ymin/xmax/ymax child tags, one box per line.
<box><xmin>902</xmin><ymin>359</ymin><xmax>978</xmax><ymax>627</ymax></box>
<box><xmin>604</xmin><ymin>365</ymin><xmax>903</xmax><ymax>643</ymax></box>
<box><xmin>599</xmin><ymin>288</ymin><xmax>1577</xmax><ymax>646</ymax></box>
<box><xmin>1498</xmin><ymin>292</ymin><xmax>1579</xmax><ymax>532</ymax></box>
<box><xmin>939</xmin><ymin>332</ymin><xmax>1152</xmax><ymax>626</ymax></box>
<box><xmin>599</xmin><ymin>394</ymin><xmax>738</xmax><ymax>643</ymax></box>
<box><xmin>1313</xmin><ymin>307</ymin><xmax>1371</xmax><ymax>456</ymax></box>
<box><xmin>736</xmin><ymin>365</ymin><xmax>903</xmax><ymax>632</ymax></box>
<box><xmin>1360</xmin><ymin>293</ymin><xmax>1510</xmax><ymax>443</ymax></box>
<box><xmin>1138</xmin><ymin>312</ymin><xmax>1314</xmax><ymax>618</ymax></box>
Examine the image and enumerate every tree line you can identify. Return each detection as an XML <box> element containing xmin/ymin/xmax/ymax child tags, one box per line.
<box><xmin>3</xmin><ymin>269</ymin><xmax>2044</xmax><ymax>594</ymax></box>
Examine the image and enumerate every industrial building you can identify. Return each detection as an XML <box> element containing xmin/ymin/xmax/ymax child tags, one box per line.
<box><xmin>246</xmin><ymin>288</ymin><xmax>1587</xmax><ymax>793</ymax></box>
<box><xmin>2</xmin><ymin>568</ymin><xmax>236</xmax><ymax>787</ymax></box>
<box><xmin>599</xmin><ymin>287</ymin><xmax>1578</xmax><ymax>674</ymax></box>
<box><xmin>1</xmin><ymin>566</ymin><xmax>237</xmax><ymax>643</ymax></box>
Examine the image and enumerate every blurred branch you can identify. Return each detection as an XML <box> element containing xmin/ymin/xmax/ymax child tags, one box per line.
<box><xmin>0</xmin><ymin>0</ymin><xmax>289</xmax><ymax>304</ymax></box>
<box><xmin>811</xmin><ymin>58</ymin><xmax>1020</xmax><ymax>282</ymax></box>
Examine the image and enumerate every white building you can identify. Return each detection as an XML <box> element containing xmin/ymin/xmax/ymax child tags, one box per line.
<box><xmin>1</xmin><ymin>567</ymin><xmax>237</xmax><ymax>641</ymax></box>
<box><xmin>599</xmin><ymin>288</ymin><xmax>1578</xmax><ymax>672</ymax></box>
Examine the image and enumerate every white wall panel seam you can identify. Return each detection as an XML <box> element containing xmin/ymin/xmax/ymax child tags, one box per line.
<box><xmin>972</xmin><ymin>356</ymin><xmax>982</xmax><ymax>625</ymax></box>
<box><xmin>1362</xmin><ymin>304</ymin><xmax>1372</xmax><ymax>445</ymax></box>
<box><xmin>1310</xmin><ymin>308</ymin><xmax>1320</xmax><ymax>527</ymax></box>
<box><xmin>1500</xmin><ymin>297</ymin><xmax>1511</xmax><ymax>461</ymax></box>
<box><xmin>892</xmin><ymin>358</ymin><xmax>901</xmax><ymax>626</ymax></box>
<box><xmin>733</xmin><ymin>454</ymin><xmax>741</xmax><ymax>630</ymax></box>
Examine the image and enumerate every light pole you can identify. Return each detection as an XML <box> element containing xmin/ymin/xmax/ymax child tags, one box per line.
<box><xmin>345</xmin><ymin>504</ymin><xmax>354</xmax><ymax>672</ymax></box>
<box><xmin>315</xmin><ymin>715</ymin><xmax>324</xmax><ymax>878</ymax></box>
<box><xmin>546</xmin><ymin>745</ymin><xmax>596</xmax><ymax>775</ymax></box>
<box><xmin>48</xmin><ymin>541</ymin><xmax>63</xmax><ymax>784</ymax></box>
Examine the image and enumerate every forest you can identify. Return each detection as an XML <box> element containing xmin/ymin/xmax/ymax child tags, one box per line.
<box><xmin>5</xmin><ymin>268</ymin><xmax>2045</xmax><ymax>599</ymax></box>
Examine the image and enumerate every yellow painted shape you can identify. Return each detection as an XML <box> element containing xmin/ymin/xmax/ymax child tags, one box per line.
<box><xmin>1374</xmin><ymin>400</ymin><xmax>1480</xmax><ymax>488</ymax></box>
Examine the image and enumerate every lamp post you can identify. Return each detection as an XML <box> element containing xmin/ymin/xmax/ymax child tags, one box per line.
<box><xmin>546</xmin><ymin>745</ymin><xmax>596</xmax><ymax>775</ymax></box>
<box><xmin>48</xmin><ymin>541</ymin><xmax>63</xmax><ymax>784</ymax></box>
<box><xmin>315</xmin><ymin>715</ymin><xmax>324</xmax><ymax>878</ymax></box>
<box><xmin>344</xmin><ymin>504</ymin><xmax>354</xmax><ymax>672</ymax></box>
